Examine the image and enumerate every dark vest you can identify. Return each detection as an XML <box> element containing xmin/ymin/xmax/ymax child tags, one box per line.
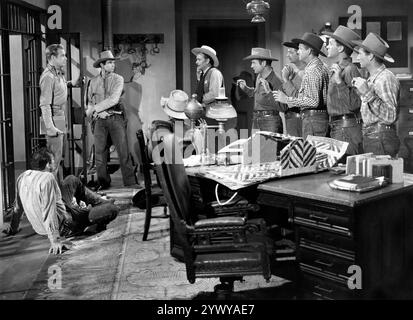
<box><xmin>195</xmin><ymin>67</ymin><xmax>219</xmax><ymax>103</ymax></box>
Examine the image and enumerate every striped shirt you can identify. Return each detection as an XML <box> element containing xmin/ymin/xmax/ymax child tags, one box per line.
<box><xmin>287</xmin><ymin>57</ymin><xmax>329</xmax><ymax>110</ymax></box>
<box><xmin>360</xmin><ymin>65</ymin><xmax>400</xmax><ymax>126</ymax></box>
<box><xmin>14</xmin><ymin>170</ymin><xmax>70</xmax><ymax>243</ymax></box>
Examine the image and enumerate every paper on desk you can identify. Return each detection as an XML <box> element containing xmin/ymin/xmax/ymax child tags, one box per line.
<box><xmin>196</xmin><ymin>162</ymin><xmax>281</xmax><ymax>190</ymax></box>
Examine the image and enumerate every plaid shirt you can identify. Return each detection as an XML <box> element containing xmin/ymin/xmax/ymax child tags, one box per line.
<box><xmin>360</xmin><ymin>65</ymin><xmax>400</xmax><ymax>126</ymax></box>
<box><xmin>287</xmin><ymin>57</ymin><xmax>329</xmax><ymax>110</ymax></box>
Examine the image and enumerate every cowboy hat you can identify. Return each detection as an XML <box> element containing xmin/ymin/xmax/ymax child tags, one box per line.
<box><xmin>191</xmin><ymin>45</ymin><xmax>219</xmax><ymax>67</ymax></box>
<box><xmin>93</xmin><ymin>50</ymin><xmax>119</xmax><ymax>68</ymax></box>
<box><xmin>282</xmin><ymin>41</ymin><xmax>299</xmax><ymax>50</ymax></box>
<box><xmin>322</xmin><ymin>25</ymin><xmax>360</xmax><ymax>50</ymax></box>
<box><xmin>243</xmin><ymin>48</ymin><xmax>279</xmax><ymax>61</ymax></box>
<box><xmin>351</xmin><ymin>32</ymin><xmax>394</xmax><ymax>63</ymax></box>
<box><xmin>160</xmin><ymin>90</ymin><xmax>189</xmax><ymax>120</ymax></box>
<box><xmin>292</xmin><ymin>33</ymin><xmax>327</xmax><ymax>57</ymax></box>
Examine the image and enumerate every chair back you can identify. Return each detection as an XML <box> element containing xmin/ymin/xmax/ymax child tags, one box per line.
<box><xmin>153</xmin><ymin>133</ymin><xmax>193</xmax><ymax>226</ymax></box>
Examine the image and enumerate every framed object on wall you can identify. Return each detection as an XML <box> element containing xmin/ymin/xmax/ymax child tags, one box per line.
<box><xmin>338</xmin><ymin>16</ymin><xmax>408</xmax><ymax>68</ymax></box>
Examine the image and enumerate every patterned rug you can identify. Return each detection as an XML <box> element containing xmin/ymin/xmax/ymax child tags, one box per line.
<box><xmin>25</xmin><ymin>206</ymin><xmax>291</xmax><ymax>300</ymax></box>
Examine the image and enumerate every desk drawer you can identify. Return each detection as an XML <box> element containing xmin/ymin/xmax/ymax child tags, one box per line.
<box><xmin>301</xmin><ymin>271</ymin><xmax>354</xmax><ymax>300</ymax></box>
<box><xmin>293</xmin><ymin>203</ymin><xmax>351</xmax><ymax>236</ymax></box>
<box><xmin>299</xmin><ymin>226</ymin><xmax>354</xmax><ymax>253</ymax></box>
<box><xmin>299</xmin><ymin>245</ymin><xmax>354</xmax><ymax>278</ymax></box>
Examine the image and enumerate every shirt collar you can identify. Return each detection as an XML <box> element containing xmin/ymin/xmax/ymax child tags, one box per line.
<box><xmin>100</xmin><ymin>71</ymin><xmax>114</xmax><ymax>80</ymax></box>
<box><xmin>305</xmin><ymin>57</ymin><xmax>319</xmax><ymax>70</ymax></box>
<box><xmin>368</xmin><ymin>64</ymin><xmax>386</xmax><ymax>83</ymax></box>
<box><xmin>47</xmin><ymin>64</ymin><xmax>64</xmax><ymax>76</ymax></box>
<box><xmin>338</xmin><ymin>57</ymin><xmax>351</xmax><ymax>68</ymax></box>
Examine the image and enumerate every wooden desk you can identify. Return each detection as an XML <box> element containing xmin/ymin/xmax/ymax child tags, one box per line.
<box><xmin>257</xmin><ymin>172</ymin><xmax>413</xmax><ymax>299</ymax></box>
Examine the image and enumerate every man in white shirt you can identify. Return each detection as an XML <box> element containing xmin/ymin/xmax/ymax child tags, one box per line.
<box><xmin>2</xmin><ymin>148</ymin><xmax>118</xmax><ymax>254</ymax></box>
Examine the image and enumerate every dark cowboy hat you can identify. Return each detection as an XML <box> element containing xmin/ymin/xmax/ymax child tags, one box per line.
<box><xmin>282</xmin><ymin>41</ymin><xmax>299</xmax><ymax>50</ymax></box>
<box><xmin>93</xmin><ymin>50</ymin><xmax>119</xmax><ymax>68</ymax></box>
<box><xmin>243</xmin><ymin>48</ymin><xmax>279</xmax><ymax>61</ymax></box>
<box><xmin>292</xmin><ymin>32</ymin><xmax>327</xmax><ymax>57</ymax></box>
<box><xmin>322</xmin><ymin>25</ymin><xmax>360</xmax><ymax>50</ymax></box>
<box><xmin>351</xmin><ymin>32</ymin><xmax>394</xmax><ymax>63</ymax></box>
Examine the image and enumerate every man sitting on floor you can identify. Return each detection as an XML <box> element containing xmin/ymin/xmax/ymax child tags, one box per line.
<box><xmin>2</xmin><ymin>148</ymin><xmax>119</xmax><ymax>254</ymax></box>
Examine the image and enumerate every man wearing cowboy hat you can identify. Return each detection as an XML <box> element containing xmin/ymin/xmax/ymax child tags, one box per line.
<box><xmin>324</xmin><ymin>25</ymin><xmax>363</xmax><ymax>156</ymax></box>
<box><xmin>281</xmin><ymin>41</ymin><xmax>306</xmax><ymax>137</ymax></box>
<box><xmin>273</xmin><ymin>33</ymin><xmax>329</xmax><ymax>139</ymax></box>
<box><xmin>192</xmin><ymin>45</ymin><xmax>224</xmax><ymax>106</ymax></box>
<box><xmin>351</xmin><ymin>33</ymin><xmax>400</xmax><ymax>157</ymax></box>
<box><xmin>86</xmin><ymin>50</ymin><xmax>137</xmax><ymax>190</ymax></box>
<box><xmin>237</xmin><ymin>48</ymin><xmax>285</xmax><ymax>133</ymax></box>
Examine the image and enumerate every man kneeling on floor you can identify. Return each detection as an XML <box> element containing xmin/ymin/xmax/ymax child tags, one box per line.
<box><xmin>2</xmin><ymin>148</ymin><xmax>119</xmax><ymax>254</ymax></box>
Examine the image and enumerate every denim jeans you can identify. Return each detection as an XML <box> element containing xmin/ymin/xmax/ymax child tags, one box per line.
<box><xmin>302</xmin><ymin>113</ymin><xmax>329</xmax><ymax>139</ymax></box>
<box><xmin>330</xmin><ymin>119</ymin><xmax>363</xmax><ymax>156</ymax></box>
<box><xmin>60</xmin><ymin>175</ymin><xmax>119</xmax><ymax>236</ymax></box>
<box><xmin>284</xmin><ymin>112</ymin><xmax>302</xmax><ymax>137</ymax></box>
<box><xmin>94</xmin><ymin>114</ymin><xmax>136</xmax><ymax>187</ymax></box>
<box><xmin>363</xmin><ymin>127</ymin><xmax>400</xmax><ymax>157</ymax></box>
<box><xmin>252</xmin><ymin>112</ymin><xmax>283</xmax><ymax>133</ymax></box>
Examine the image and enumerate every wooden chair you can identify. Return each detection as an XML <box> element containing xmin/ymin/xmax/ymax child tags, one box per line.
<box><xmin>153</xmin><ymin>133</ymin><xmax>271</xmax><ymax>298</ymax></box>
<box><xmin>136</xmin><ymin>128</ymin><xmax>169</xmax><ymax>241</ymax></box>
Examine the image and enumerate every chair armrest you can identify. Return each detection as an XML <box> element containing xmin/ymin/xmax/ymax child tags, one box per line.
<box><xmin>194</xmin><ymin>216</ymin><xmax>246</xmax><ymax>229</ymax></box>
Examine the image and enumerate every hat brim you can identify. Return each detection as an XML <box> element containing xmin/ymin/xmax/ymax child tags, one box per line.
<box><xmin>93</xmin><ymin>57</ymin><xmax>119</xmax><ymax>68</ymax></box>
<box><xmin>243</xmin><ymin>55</ymin><xmax>278</xmax><ymax>61</ymax></box>
<box><xmin>292</xmin><ymin>38</ymin><xmax>327</xmax><ymax>57</ymax></box>
<box><xmin>322</xmin><ymin>32</ymin><xmax>356</xmax><ymax>51</ymax></box>
<box><xmin>351</xmin><ymin>40</ymin><xmax>395</xmax><ymax>63</ymax></box>
<box><xmin>282</xmin><ymin>41</ymin><xmax>299</xmax><ymax>50</ymax></box>
<box><xmin>191</xmin><ymin>48</ymin><xmax>219</xmax><ymax>67</ymax></box>
<box><xmin>162</xmin><ymin>104</ymin><xmax>188</xmax><ymax>120</ymax></box>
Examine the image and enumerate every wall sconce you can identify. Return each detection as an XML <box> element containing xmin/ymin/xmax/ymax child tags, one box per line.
<box><xmin>318</xmin><ymin>22</ymin><xmax>334</xmax><ymax>45</ymax></box>
<box><xmin>246</xmin><ymin>0</ymin><xmax>270</xmax><ymax>23</ymax></box>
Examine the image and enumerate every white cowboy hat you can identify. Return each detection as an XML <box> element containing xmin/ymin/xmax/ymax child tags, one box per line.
<box><xmin>93</xmin><ymin>50</ymin><xmax>119</xmax><ymax>68</ymax></box>
<box><xmin>191</xmin><ymin>45</ymin><xmax>219</xmax><ymax>67</ymax></box>
<box><xmin>160</xmin><ymin>90</ymin><xmax>189</xmax><ymax>120</ymax></box>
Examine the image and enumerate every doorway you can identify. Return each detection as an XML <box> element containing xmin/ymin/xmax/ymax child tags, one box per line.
<box><xmin>189</xmin><ymin>20</ymin><xmax>265</xmax><ymax>136</ymax></box>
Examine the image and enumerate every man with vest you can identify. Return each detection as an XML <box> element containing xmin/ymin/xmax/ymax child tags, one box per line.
<box><xmin>192</xmin><ymin>45</ymin><xmax>229</xmax><ymax>153</ymax></box>
<box><xmin>237</xmin><ymin>48</ymin><xmax>284</xmax><ymax>133</ymax></box>
<box><xmin>273</xmin><ymin>33</ymin><xmax>329</xmax><ymax>139</ymax></box>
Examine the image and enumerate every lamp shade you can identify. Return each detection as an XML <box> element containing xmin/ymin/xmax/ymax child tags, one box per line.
<box><xmin>206</xmin><ymin>88</ymin><xmax>237</xmax><ymax>121</ymax></box>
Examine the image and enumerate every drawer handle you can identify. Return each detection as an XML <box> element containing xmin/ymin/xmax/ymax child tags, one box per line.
<box><xmin>409</xmin><ymin>132</ymin><xmax>413</xmax><ymax>136</ymax></box>
<box><xmin>409</xmin><ymin>109</ymin><xmax>413</xmax><ymax>114</ymax></box>
<box><xmin>314</xmin><ymin>285</ymin><xmax>333</xmax><ymax>294</ymax></box>
<box><xmin>315</xmin><ymin>259</ymin><xmax>334</xmax><ymax>268</ymax></box>
<box><xmin>410</xmin><ymin>88</ymin><xmax>413</xmax><ymax>92</ymax></box>
<box><xmin>309</xmin><ymin>214</ymin><xmax>329</xmax><ymax>221</ymax></box>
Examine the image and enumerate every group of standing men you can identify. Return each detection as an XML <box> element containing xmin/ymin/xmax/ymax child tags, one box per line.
<box><xmin>195</xmin><ymin>26</ymin><xmax>401</xmax><ymax>158</ymax></box>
